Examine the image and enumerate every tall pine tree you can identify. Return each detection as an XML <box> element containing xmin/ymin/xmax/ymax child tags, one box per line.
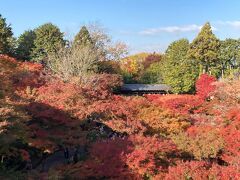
<box><xmin>0</xmin><ymin>14</ymin><xmax>13</xmax><ymax>55</ymax></box>
<box><xmin>16</xmin><ymin>30</ymin><xmax>36</xmax><ymax>60</ymax></box>
<box><xmin>162</xmin><ymin>39</ymin><xmax>199</xmax><ymax>94</ymax></box>
<box><xmin>73</xmin><ymin>26</ymin><xmax>93</xmax><ymax>47</ymax></box>
<box><xmin>188</xmin><ymin>22</ymin><xmax>220</xmax><ymax>75</ymax></box>
<box><xmin>31</xmin><ymin>23</ymin><xmax>64</xmax><ymax>63</ymax></box>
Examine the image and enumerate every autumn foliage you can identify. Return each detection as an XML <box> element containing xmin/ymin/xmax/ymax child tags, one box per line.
<box><xmin>1</xmin><ymin>55</ymin><xmax>240</xmax><ymax>179</ymax></box>
<box><xmin>196</xmin><ymin>73</ymin><xmax>216</xmax><ymax>100</ymax></box>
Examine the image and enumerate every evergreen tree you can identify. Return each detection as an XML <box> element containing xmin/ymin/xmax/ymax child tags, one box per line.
<box><xmin>162</xmin><ymin>39</ymin><xmax>199</xmax><ymax>94</ymax></box>
<box><xmin>73</xmin><ymin>26</ymin><xmax>93</xmax><ymax>47</ymax></box>
<box><xmin>140</xmin><ymin>62</ymin><xmax>163</xmax><ymax>84</ymax></box>
<box><xmin>0</xmin><ymin>14</ymin><xmax>14</xmax><ymax>54</ymax></box>
<box><xmin>219</xmin><ymin>39</ymin><xmax>240</xmax><ymax>77</ymax></box>
<box><xmin>16</xmin><ymin>30</ymin><xmax>36</xmax><ymax>60</ymax></box>
<box><xmin>188</xmin><ymin>22</ymin><xmax>220</xmax><ymax>75</ymax></box>
<box><xmin>31</xmin><ymin>23</ymin><xmax>64</xmax><ymax>63</ymax></box>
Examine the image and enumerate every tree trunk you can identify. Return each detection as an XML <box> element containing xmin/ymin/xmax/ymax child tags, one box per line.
<box><xmin>221</xmin><ymin>64</ymin><xmax>224</xmax><ymax>79</ymax></box>
<box><xmin>202</xmin><ymin>65</ymin><xmax>208</xmax><ymax>74</ymax></box>
<box><xmin>1</xmin><ymin>155</ymin><xmax>4</xmax><ymax>163</ymax></box>
<box><xmin>199</xmin><ymin>64</ymin><xmax>203</xmax><ymax>76</ymax></box>
<box><xmin>205</xmin><ymin>65</ymin><xmax>209</xmax><ymax>74</ymax></box>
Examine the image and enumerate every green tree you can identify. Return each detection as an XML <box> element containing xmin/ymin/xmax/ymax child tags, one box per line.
<box><xmin>31</xmin><ymin>23</ymin><xmax>64</xmax><ymax>63</ymax></box>
<box><xmin>219</xmin><ymin>39</ymin><xmax>240</xmax><ymax>78</ymax></box>
<box><xmin>188</xmin><ymin>22</ymin><xmax>220</xmax><ymax>75</ymax></box>
<box><xmin>162</xmin><ymin>39</ymin><xmax>199</xmax><ymax>94</ymax></box>
<box><xmin>140</xmin><ymin>62</ymin><xmax>163</xmax><ymax>84</ymax></box>
<box><xmin>16</xmin><ymin>30</ymin><xmax>36</xmax><ymax>60</ymax></box>
<box><xmin>0</xmin><ymin>14</ymin><xmax>14</xmax><ymax>54</ymax></box>
<box><xmin>73</xmin><ymin>26</ymin><xmax>93</xmax><ymax>47</ymax></box>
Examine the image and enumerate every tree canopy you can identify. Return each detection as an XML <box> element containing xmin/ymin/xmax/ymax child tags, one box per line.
<box><xmin>162</xmin><ymin>39</ymin><xmax>199</xmax><ymax>93</ymax></box>
<box><xmin>0</xmin><ymin>14</ymin><xmax>13</xmax><ymax>55</ymax></box>
<box><xmin>16</xmin><ymin>30</ymin><xmax>36</xmax><ymax>60</ymax></box>
<box><xmin>31</xmin><ymin>23</ymin><xmax>64</xmax><ymax>63</ymax></box>
<box><xmin>218</xmin><ymin>39</ymin><xmax>240</xmax><ymax>77</ymax></box>
<box><xmin>73</xmin><ymin>26</ymin><xmax>93</xmax><ymax>47</ymax></box>
<box><xmin>188</xmin><ymin>22</ymin><xmax>220</xmax><ymax>75</ymax></box>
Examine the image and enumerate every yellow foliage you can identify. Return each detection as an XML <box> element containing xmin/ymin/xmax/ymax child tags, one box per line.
<box><xmin>125</xmin><ymin>52</ymin><xmax>149</xmax><ymax>62</ymax></box>
<box><xmin>171</xmin><ymin>128</ymin><xmax>225</xmax><ymax>160</ymax></box>
<box><xmin>138</xmin><ymin>106</ymin><xmax>191</xmax><ymax>136</ymax></box>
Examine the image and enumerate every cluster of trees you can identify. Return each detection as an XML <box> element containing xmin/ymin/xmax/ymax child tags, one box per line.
<box><xmin>118</xmin><ymin>22</ymin><xmax>240</xmax><ymax>94</ymax></box>
<box><xmin>118</xmin><ymin>53</ymin><xmax>163</xmax><ymax>84</ymax></box>
<box><xmin>0</xmin><ymin>55</ymin><xmax>239</xmax><ymax>179</ymax></box>
<box><xmin>2</xmin><ymin>12</ymin><xmax>240</xmax><ymax>94</ymax></box>
<box><xmin>1</xmin><ymin>14</ymin><xmax>240</xmax><ymax>179</ymax></box>
<box><xmin>2</xmin><ymin>12</ymin><xmax>240</xmax><ymax>92</ymax></box>
<box><xmin>0</xmin><ymin>15</ymin><xmax>65</xmax><ymax>62</ymax></box>
<box><xmin>0</xmin><ymin>14</ymin><xmax>128</xmax><ymax>82</ymax></box>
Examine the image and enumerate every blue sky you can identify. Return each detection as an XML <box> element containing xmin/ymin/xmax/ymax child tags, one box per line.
<box><xmin>1</xmin><ymin>0</ymin><xmax>240</xmax><ymax>54</ymax></box>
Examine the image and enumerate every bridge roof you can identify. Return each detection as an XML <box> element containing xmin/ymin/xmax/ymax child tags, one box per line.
<box><xmin>121</xmin><ymin>84</ymin><xmax>171</xmax><ymax>92</ymax></box>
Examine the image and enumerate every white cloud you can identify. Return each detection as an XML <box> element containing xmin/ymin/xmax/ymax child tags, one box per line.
<box><xmin>140</xmin><ymin>24</ymin><xmax>202</xmax><ymax>35</ymax></box>
<box><xmin>217</xmin><ymin>20</ymin><xmax>240</xmax><ymax>29</ymax></box>
<box><xmin>129</xmin><ymin>43</ymin><xmax>168</xmax><ymax>54</ymax></box>
<box><xmin>139</xmin><ymin>24</ymin><xmax>217</xmax><ymax>35</ymax></box>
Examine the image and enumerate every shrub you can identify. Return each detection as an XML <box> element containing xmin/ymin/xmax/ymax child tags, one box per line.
<box><xmin>196</xmin><ymin>74</ymin><xmax>216</xmax><ymax>100</ymax></box>
<box><xmin>145</xmin><ymin>94</ymin><xmax>203</xmax><ymax>115</ymax></box>
<box><xmin>138</xmin><ymin>106</ymin><xmax>191</xmax><ymax>136</ymax></box>
<box><xmin>60</xmin><ymin>135</ymin><xmax>179</xmax><ymax>179</ymax></box>
<box><xmin>213</xmin><ymin>79</ymin><xmax>240</xmax><ymax>105</ymax></box>
<box><xmin>165</xmin><ymin>161</ymin><xmax>209</xmax><ymax>180</ymax></box>
<box><xmin>165</xmin><ymin>161</ymin><xmax>240</xmax><ymax>180</ymax></box>
<box><xmin>220</xmin><ymin>108</ymin><xmax>240</xmax><ymax>165</ymax></box>
<box><xmin>171</xmin><ymin>126</ymin><xmax>225</xmax><ymax>160</ymax></box>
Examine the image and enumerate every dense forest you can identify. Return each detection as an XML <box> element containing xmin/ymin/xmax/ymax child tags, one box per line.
<box><xmin>0</xmin><ymin>13</ymin><xmax>240</xmax><ymax>179</ymax></box>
